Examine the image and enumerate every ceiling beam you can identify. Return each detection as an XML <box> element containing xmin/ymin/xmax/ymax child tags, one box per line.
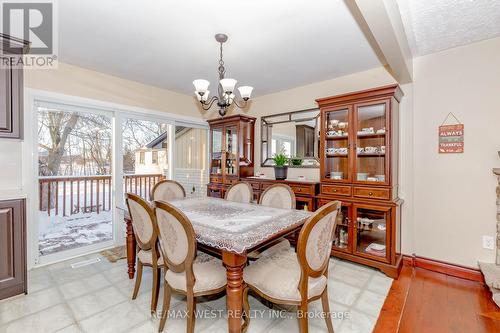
<box><xmin>346</xmin><ymin>0</ymin><xmax>413</xmax><ymax>83</ymax></box>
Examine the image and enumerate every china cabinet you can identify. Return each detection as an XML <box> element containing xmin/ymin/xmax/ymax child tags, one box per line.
<box><xmin>207</xmin><ymin>115</ymin><xmax>256</xmax><ymax>198</ymax></box>
<box><xmin>316</xmin><ymin>85</ymin><xmax>403</xmax><ymax>278</ymax></box>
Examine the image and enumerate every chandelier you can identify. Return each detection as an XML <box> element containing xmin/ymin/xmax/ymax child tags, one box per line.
<box><xmin>193</xmin><ymin>33</ymin><xmax>253</xmax><ymax>117</ymax></box>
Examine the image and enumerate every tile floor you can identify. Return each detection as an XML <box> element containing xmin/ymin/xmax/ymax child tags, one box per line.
<box><xmin>0</xmin><ymin>253</ymin><xmax>393</xmax><ymax>333</ymax></box>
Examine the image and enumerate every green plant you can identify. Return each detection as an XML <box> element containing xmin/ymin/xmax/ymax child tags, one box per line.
<box><xmin>272</xmin><ymin>152</ymin><xmax>288</xmax><ymax>167</ymax></box>
<box><xmin>290</xmin><ymin>157</ymin><xmax>303</xmax><ymax>166</ymax></box>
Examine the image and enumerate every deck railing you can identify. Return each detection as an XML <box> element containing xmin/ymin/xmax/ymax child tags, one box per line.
<box><xmin>39</xmin><ymin>174</ymin><xmax>164</xmax><ymax>217</ymax></box>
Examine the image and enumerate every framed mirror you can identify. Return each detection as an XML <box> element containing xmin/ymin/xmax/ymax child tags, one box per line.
<box><xmin>261</xmin><ymin>108</ymin><xmax>320</xmax><ymax>168</ymax></box>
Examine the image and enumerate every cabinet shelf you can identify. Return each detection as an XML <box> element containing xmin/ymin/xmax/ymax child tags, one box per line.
<box><xmin>356</xmin><ymin>153</ymin><xmax>385</xmax><ymax>157</ymax></box>
<box><xmin>326</xmin><ymin>135</ymin><xmax>348</xmax><ymax>141</ymax></box>
<box><xmin>357</xmin><ymin>133</ymin><xmax>386</xmax><ymax>139</ymax></box>
<box><xmin>326</xmin><ymin>154</ymin><xmax>348</xmax><ymax>158</ymax></box>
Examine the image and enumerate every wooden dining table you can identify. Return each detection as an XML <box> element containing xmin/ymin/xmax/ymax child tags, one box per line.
<box><xmin>123</xmin><ymin>196</ymin><xmax>312</xmax><ymax>333</ymax></box>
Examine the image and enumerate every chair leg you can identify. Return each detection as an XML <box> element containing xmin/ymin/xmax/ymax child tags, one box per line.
<box><xmin>151</xmin><ymin>267</ymin><xmax>161</xmax><ymax>315</ymax></box>
<box><xmin>321</xmin><ymin>289</ymin><xmax>334</xmax><ymax>333</ymax></box>
<box><xmin>158</xmin><ymin>282</ymin><xmax>172</xmax><ymax>332</ymax></box>
<box><xmin>297</xmin><ymin>303</ymin><xmax>309</xmax><ymax>333</ymax></box>
<box><xmin>132</xmin><ymin>261</ymin><xmax>143</xmax><ymax>299</ymax></box>
<box><xmin>186</xmin><ymin>292</ymin><xmax>196</xmax><ymax>333</ymax></box>
<box><xmin>242</xmin><ymin>286</ymin><xmax>250</xmax><ymax>333</ymax></box>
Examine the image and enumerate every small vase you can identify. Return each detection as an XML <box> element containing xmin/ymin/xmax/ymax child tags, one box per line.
<box><xmin>274</xmin><ymin>166</ymin><xmax>288</xmax><ymax>180</ymax></box>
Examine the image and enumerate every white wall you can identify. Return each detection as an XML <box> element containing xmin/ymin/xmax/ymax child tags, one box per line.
<box><xmin>413</xmin><ymin>37</ymin><xmax>500</xmax><ymax>267</ymax></box>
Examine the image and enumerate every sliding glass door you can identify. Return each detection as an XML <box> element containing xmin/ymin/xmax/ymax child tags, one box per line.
<box><xmin>37</xmin><ymin>102</ymin><xmax>114</xmax><ymax>259</ymax></box>
<box><xmin>121</xmin><ymin>116</ymin><xmax>171</xmax><ymax>201</ymax></box>
<box><xmin>32</xmin><ymin>96</ymin><xmax>206</xmax><ymax>266</ymax></box>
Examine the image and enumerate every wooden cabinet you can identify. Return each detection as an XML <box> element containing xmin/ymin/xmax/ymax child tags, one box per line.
<box><xmin>316</xmin><ymin>85</ymin><xmax>403</xmax><ymax>278</ymax></box>
<box><xmin>0</xmin><ymin>34</ymin><xmax>29</xmax><ymax>139</ymax></box>
<box><xmin>207</xmin><ymin>115</ymin><xmax>256</xmax><ymax>197</ymax></box>
<box><xmin>0</xmin><ymin>199</ymin><xmax>26</xmax><ymax>300</ymax></box>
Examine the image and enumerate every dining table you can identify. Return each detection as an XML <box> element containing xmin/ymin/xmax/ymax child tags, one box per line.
<box><xmin>122</xmin><ymin>196</ymin><xmax>312</xmax><ymax>333</ymax></box>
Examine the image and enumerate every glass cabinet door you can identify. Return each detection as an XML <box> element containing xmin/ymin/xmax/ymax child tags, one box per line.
<box><xmin>210</xmin><ymin>127</ymin><xmax>223</xmax><ymax>175</ymax></box>
<box><xmin>324</xmin><ymin>108</ymin><xmax>351</xmax><ymax>181</ymax></box>
<box><xmin>240</xmin><ymin>121</ymin><xmax>253</xmax><ymax>166</ymax></box>
<box><xmin>333</xmin><ymin>204</ymin><xmax>351</xmax><ymax>253</ymax></box>
<box><xmin>354</xmin><ymin>205</ymin><xmax>390</xmax><ymax>262</ymax></box>
<box><xmin>354</xmin><ymin>102</ymin><xmax>388</xmax><ymax>184</ymax></box>
<box><xmin>225</xmin><ymin>126</ymin><xmax>238</xmax><ymax>176</ymax></box>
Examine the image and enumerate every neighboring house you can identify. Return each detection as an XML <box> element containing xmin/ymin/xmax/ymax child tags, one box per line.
<box><xmin>134</xmin><ymin>132</ymin><xmax>169</xmax><ymax>175</ymax></box>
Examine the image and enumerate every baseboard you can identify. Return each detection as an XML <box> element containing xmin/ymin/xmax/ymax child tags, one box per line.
<box><xmin>402</xmin><ymin>255</ymin><xmax>484</xmax><ymax>283</ymax></box>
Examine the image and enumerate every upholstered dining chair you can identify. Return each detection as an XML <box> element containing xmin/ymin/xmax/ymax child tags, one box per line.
<box><xmin>150</xmin><ymin>179</ymin><xmax>186</xmax><ymax>202</ymax></box>
<box><xmin>224</xmin><ymin>181</ymin><xmax>253</xmax><ymax>203</ymax></box>
<box><xmin>242</xmin><ymin>200</ymin><xmax>341</xmax><ymax>333</ymax></box>
<box><xmin>154</xmin><ymin>200</ymin><xmax>227</xmax><ymax>333</ymax></box>
<box><xmin>259</xmin><ymin>183</ymin><xmax>296</xmax><ymax>209</ymax></box>
<box><xmin>125</xmin><ymin>193</ymin><xmax>164</xmax><ymax>315</ymax></box>
<box><xmin>252</xmin><ymin>184</ymin><xmax>297</xmax><ymax>258</ymax></box>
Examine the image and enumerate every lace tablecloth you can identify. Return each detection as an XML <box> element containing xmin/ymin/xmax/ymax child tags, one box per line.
<box><xmin>169</xmin><ymin>197</ymin><xmax>312</xmax><ymax>254</ymax></box>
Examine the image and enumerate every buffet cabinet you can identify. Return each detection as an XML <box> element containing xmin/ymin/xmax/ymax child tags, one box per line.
<box><xmin>0</xmin><ymin>199</ymin><xmax>27</xmax><ymax>300</ymax></box>
<box><xmin>316</xmin><ymin>85</ymin><xmax>404</xmax><ymax>278</ymax></box>
<box><xmin>207</xmin><ymin>115</ymin><xmax>256</xmax><ymax>197</ymax></box>
<box><xmin>0</xmin><ymin>34</ymin><xmax>29</xmax><ymax>139</ymax></box>
<box><xmin>243</xmin><ymin>178</ymin><xmax>319</xmax><ymax>211</ymax></box>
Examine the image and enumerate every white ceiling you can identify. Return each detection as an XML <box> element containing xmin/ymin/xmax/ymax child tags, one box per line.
<box><xmin>58</xmin><ymin>0</ymin><xmax>381</xmax><ymax>97</ymax></box>
<box><xmin>397</xmin><ymin>0</ymin><xmax>500</xmax><ymax>56</ymax></box>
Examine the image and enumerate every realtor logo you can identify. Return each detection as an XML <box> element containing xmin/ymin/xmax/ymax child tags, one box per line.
<box><xmin>1</xmin><ymin>1</ymin><xmax>57</xmax><ymax>68</ymax></box>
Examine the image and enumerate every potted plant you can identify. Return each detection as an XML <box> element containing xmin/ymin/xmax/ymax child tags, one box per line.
<box><xmin>273</xmin><ymin>152</ymin><xmax>289</xmax><ymax>180</ymax></box>
<box><xmin>290</xmin><ymin>157</ymin><xmax>303</xmax><ymax>167</ymax></box>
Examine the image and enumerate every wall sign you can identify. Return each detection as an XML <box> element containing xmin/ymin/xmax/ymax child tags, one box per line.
<box><xmin>439</xmin><ymin>113</ymin><xmax>464</xmax><ymax>154</ymax></box>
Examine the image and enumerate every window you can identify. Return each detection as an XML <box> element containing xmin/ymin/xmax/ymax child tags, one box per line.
<box><xmin>139</xmin><ymin>151</ymin><xmax>145</xmax><ymax>164</ymax></box>
<box><xmin>152</xmin><ymin>151</ymin><xmax>158</xmax><ymax>164</ymax></box>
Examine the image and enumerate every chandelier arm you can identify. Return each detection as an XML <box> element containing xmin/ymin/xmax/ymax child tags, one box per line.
<box><xmin>200</xmin><ymin>96</ymin><xmax>219</xmax><ymax>111</ymax></box>
<box><xmin>232</xmin><ymin>98</ymin><xmax>248</xmax><ymax>109</ymax></box>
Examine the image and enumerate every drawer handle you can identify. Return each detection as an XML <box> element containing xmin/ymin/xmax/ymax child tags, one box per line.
<box><xmin>369</xmin><ymin>192</ymin><xmax>374</xmax><ymax>196</ymax></box>
<box><xmin>333</xmin><ymin>189</ymin><xmax>337</xmax><ymax>193</ymax></box>
<box><xmin>297</xmin><ymin>188</ymin><xmax>302</xmax><ymax>192</ymax></box>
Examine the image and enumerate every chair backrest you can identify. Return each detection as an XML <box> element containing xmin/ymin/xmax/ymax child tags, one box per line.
<box><xmin>151</xmin><ymin>180</ymin><xmax>186</xmax><ymax>202</ymax></box>
<box><xmin>259</xmin><ymin>184</ymin><xmax>296</xmax><ymax>209</ymax></box>
<box><xmin>296</xmin><ymin>200</ymin><xmax>341</xmax><ymax>293</ymax></box>
<box><xmin>154</xmin><ymin>200</ymin><xmax>196</xmax><ymax>279</ymax></box>
<box><xmin>224</xmin><ymin>181</ymin><xmax>253</xmax><ymax>203</ymax></box>
<box><xmin>125</xmin><ymin>193</ymin><xmax>157</xmax><ymax>250</ymax></box>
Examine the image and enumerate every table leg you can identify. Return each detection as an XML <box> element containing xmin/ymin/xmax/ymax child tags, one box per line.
<box><xmin>125</xmin><ymin>216</ymin><xmax>136</xmax><ymax>279</ymax></box>
<box><xmin>222</xmin><ymin>251</ymin><xmax>247</xmax><ymax>333</ymax></box>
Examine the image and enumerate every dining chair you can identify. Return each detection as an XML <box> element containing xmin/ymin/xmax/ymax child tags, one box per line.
<box><xmin>259</xmin><ymin>183</ymin><xmax>296</xmax><ymax>209</ymax></box>
<box><xmin>224</xmin><ymin>181</ymin><xmax>253</xmax><ymax>203</ymax></box>
<box><xmin>150</xmin><ymin>179</ymin><xmax>186</xmax><ymax>202</ymax></box>
<box><xmin>252</xmin><ymin>184</ymin><xmax>297</xmax><ymax>258</ymax></box>
<box><xmin>242</xmin><ymin>200</ymin><xmax>341</xmax><ymax>333</ymax></box>
<box><xmin>125</xmin><ymin>193</ymin><xmax>164</xmax><ymax>315</ymax></box>
<box><xmin>154</xmin><ymin>200</ymin><xmax>227</xmax><ymax>333</ymax></box>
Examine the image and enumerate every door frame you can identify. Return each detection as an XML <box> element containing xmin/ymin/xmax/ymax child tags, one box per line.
<box><xmin>24</xmin><ymin>89</ymin><xmax>207</xmax><ymax>268</ymax></box>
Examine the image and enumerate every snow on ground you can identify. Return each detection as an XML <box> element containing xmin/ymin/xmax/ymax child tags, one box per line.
<box><xmin>38</xmin><ymin>210</ymin><xmax>112</xmax><ymax>256</ymax></box>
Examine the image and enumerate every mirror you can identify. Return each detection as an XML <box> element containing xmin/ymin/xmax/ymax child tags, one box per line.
<box><xmin>261</xmin><ymin>108</ymin><xmax>320</xmax><ymax>168</ymax></box>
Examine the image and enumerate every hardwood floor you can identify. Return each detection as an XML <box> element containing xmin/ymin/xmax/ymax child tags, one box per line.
<box><xmin>374</xmin><ymin>266</ymin><xmax>500</xmax><ymax>333</ymax></box>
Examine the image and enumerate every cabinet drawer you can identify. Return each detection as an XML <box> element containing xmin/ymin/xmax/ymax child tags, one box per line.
<box><xmin>321</xmin><ymin>184</ymin><xmax>351</xmax><ymax>196</ymax></box>
<box><xmin>210</xmin><ymin>176</ymin><xmax>222</xmax><ymax>184</ymax></box>
<box><xmin>353</xmin><ymin>187</ymin><xmax>390</xmax><ymax>200</ymax></box>
<box><xmin>224</xmin><ymin>177</ymin><xmax>238</xmax><ymax>185</ymax></box>
<box><xmin>290</xmin><ymin>185</ymin><xmax>314</xmax><ymax>196</ymax></box>
<box><xmin>248</xmin><ymin>182</ymin><xmax>261</xmax><ymax>191</ymax></box>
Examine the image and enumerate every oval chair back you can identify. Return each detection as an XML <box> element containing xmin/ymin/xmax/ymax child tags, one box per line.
<box><xmin>259</xmin><ymin>184</ymin><xmax>296</xmax><ymax>209</ymax></box>
<box><xmin>224</xmin><ymin>181</ymin><xmax>253</xmax><ymax>203</ymax></box>
<box><xmin>151</xmin><ymin>180</ymin><xmax>186</xmax><ymax>202</ymax></box>
<box><xmin>296</xmin><ymin>200</ymin><xmax>341</xmax><ymax>298</ymax></box>
<box><xmin>153</xmin><ymin>200</ymin><xmax>197</xmax><ymax>280</ymax></box>
<box><xmin>125</xmin><ymin>192</ymin><xmax>158</xmax><ymax>251</ymax></box>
